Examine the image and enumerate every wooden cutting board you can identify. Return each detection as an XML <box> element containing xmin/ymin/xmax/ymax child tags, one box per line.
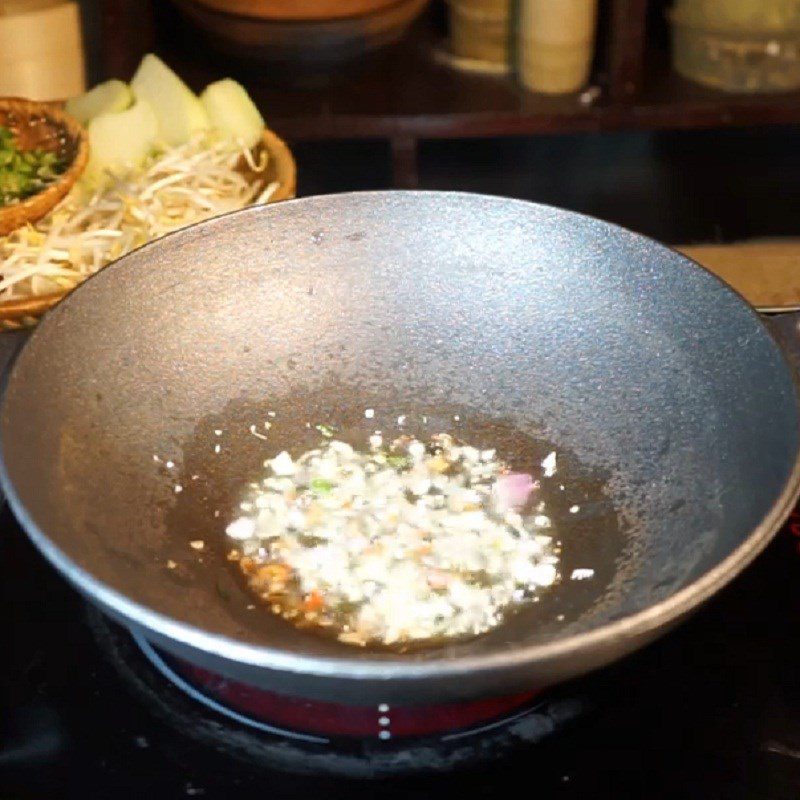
<box><xmin>677</xmin><ymin>240</ymin><xmax>800</xmax><ymax>313</ymax></box>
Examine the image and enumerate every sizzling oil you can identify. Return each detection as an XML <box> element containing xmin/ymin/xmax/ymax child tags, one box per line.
<box><xmin>165</xmin><ymin>393</ymin><xmax>629</xmax><ymax>653</ymax></box>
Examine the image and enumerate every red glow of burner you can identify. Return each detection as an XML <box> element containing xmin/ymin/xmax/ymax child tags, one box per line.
<box><xmin>786</xmin><ymin>509</ymin><xmax>800</xmax><ymax>555</ymax></box>
<box><xmin>172</xmin><ymin>658</ymin><xmax>539</xmax><ymax>739</ymax></box>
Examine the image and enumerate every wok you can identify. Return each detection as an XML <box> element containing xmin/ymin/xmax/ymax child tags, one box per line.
<box><xmin>1</xmin><ymin>191</ymin><xmax>799</xmax><ymax>705</ymax></box>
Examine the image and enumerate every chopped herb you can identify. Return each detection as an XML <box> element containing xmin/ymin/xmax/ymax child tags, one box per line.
<box><xmin>216</xmin><ymin>580</ymin><xmax>231</xmax><ymax>601</ymax></box>
<box><xmin>386</xmin><ymin>454</ymin><xmax>410</xmax><ymax>470</ymax></box>
<box><xmin>310</xmin><ymin>477</ymin><xmax>335</xmax><ymax>495</ymax></box>
<box><xmin>315</xmin><ymin>424</ymin><xmax>336</xmax><ymax>438</ymax></box>
<box><xmin>336</xmin><ymin>599</ymin><xmax>363</xmax><ymax>614</ymax></box>
<box><xmin>0</xmin><ymin>125</ymin><xmax>64</xmax><ymax>206</ymax></box>
<box><xmin>297</xmin><ymin>533</ymin><xmax>327</xmax><ymax>547</ymax></box>
<box><xmin>463</xmin><ymin>570</ymin><xmax>495</xmax><ymax>587</ymax></box>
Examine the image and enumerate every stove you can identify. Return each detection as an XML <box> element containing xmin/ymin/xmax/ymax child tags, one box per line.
<box><xmin>89</xmin><ymin>607</ymin><xmax>587</xmax><ymax>777</ymax></box>
<box><xmin>3</xmin><ymin>327</ymin><xmax>800</xmax><ymax>797</ymax></box>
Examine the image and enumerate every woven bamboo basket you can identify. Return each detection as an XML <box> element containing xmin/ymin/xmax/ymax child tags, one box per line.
<box><xmin>0</xmin><ymin>126</ymin><xmax>296</xmax><ymax>330</ymax></box>
<box><xmin>0</xmin><ymin>97</ymin><xmax>89</xmax><ymax>236</ymax></box>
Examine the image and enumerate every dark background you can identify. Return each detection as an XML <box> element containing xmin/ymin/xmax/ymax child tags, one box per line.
<box><xmin>294</xmin><ymin>127</ymin><xmax>800</xmax><ymax>244</ymax></box>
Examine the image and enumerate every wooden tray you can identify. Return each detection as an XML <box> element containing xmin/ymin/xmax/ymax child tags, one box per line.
<box><xmin>678</xmin><ymin>240</ymin><xmax>800</xmax><ymax>313</ymax></box>
<box><xmin>0</xmin><ymin>126</ymin><xmax>296</xmax><ymax>329</ymax></box>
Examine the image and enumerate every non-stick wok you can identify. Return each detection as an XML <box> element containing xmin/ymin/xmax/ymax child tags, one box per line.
<box><xmin>1</xmin><ymin>191</ymin><xmax>799</xmax><ymax>705</ymax></box>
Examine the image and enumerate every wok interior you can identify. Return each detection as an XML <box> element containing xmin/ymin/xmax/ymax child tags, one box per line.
<box><xmin>2</xmin><ymin>192</ymin><xmax>798</xmax><ymax>665</ymax></box>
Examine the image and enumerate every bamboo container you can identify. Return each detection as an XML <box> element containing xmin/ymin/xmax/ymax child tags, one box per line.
<box><xmin>448</xmin><ymin>0</ymin><xmax>511</xmax><ymax>64</ymax></box>
<box><xmin>517</xmin><ymin>0</ymin><xmax>598</xmax><ymax>94</ymax></box>
<box><xmin>0</xmin><ymin>1</ymin><xmax>86</xmax><ymax>100</ymax></box>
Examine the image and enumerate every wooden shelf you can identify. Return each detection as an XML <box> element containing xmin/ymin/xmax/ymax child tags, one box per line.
<box><xmin>96</xmin><ymin>0</ymin><xmax>800</xmax><ymax>185</ymax></box>
<box><xmin>159</xmin><ymin>18</ymin><xmax>586</xmax><ymax>141</ymax></box>
<box><xmin>156</xmin><ymin>12</ymin><xmax>800</xmax><ymax>142</ymax></box>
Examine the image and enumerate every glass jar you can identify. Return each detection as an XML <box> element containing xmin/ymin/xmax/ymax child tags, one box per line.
<box><xmin>669</xmin><ymin>0</ymin><xmax>800</xmax><ymax>92</ymax></box>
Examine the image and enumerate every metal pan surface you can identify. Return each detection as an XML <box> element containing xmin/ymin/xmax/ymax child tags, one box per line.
<box><xmin>2</xmin><ymin>191</ymin><xmax>799</xmax><ymax>704</ymax></box>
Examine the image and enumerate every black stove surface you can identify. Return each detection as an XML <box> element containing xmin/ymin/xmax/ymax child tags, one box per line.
<box><xmin>2</xmin><ymin>499</ymin><xmax>800</xmax><ymax>798</ymax></box>
<box><xmin>4</xmin><ymin>315</ymin><xmax>800</xmax><ymax>798</ymax></box>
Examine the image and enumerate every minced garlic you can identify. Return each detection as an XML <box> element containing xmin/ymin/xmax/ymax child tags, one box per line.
<box><xmin>226</xmin><ymin>433</ymin><xmax>560</xmax><ymax>647</ymax></box>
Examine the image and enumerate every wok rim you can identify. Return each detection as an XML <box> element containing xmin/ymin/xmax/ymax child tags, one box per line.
<box><xmin>3</xmin><ymin>190</ymin><xmax>800</xmax><ymax>684</ymax></box>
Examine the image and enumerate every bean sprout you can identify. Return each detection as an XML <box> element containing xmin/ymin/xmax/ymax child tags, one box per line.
<box><xmin>0</xmin><ymin>134</ymin><xmax>276</xmax><ymax>301</ymax></box>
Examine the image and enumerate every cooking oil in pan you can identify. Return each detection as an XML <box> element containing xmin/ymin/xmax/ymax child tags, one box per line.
<box><xmin>165</xmin><ymin>394</ymin><xmax>632</xmax><ymax>654</ymax></box>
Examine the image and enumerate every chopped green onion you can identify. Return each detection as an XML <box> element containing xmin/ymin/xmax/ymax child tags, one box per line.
<box><xmin>310</xmin><ymin>478</ymin><xmax>335</xmax><ymax>495</ymax></box>
<box><xmin>0</xmin><ymin>125</ymin><xmax>64</xmax><ymax>206</ymax></box>
<box><xmin>315</xmin><ymin>424</ymin><xmax>336</xmax><ymax>438</ymax></box>
<box><xmin>297</xmin><ymin>533</ymin><xmax>327</xmax><ymax>548</ymax></box>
